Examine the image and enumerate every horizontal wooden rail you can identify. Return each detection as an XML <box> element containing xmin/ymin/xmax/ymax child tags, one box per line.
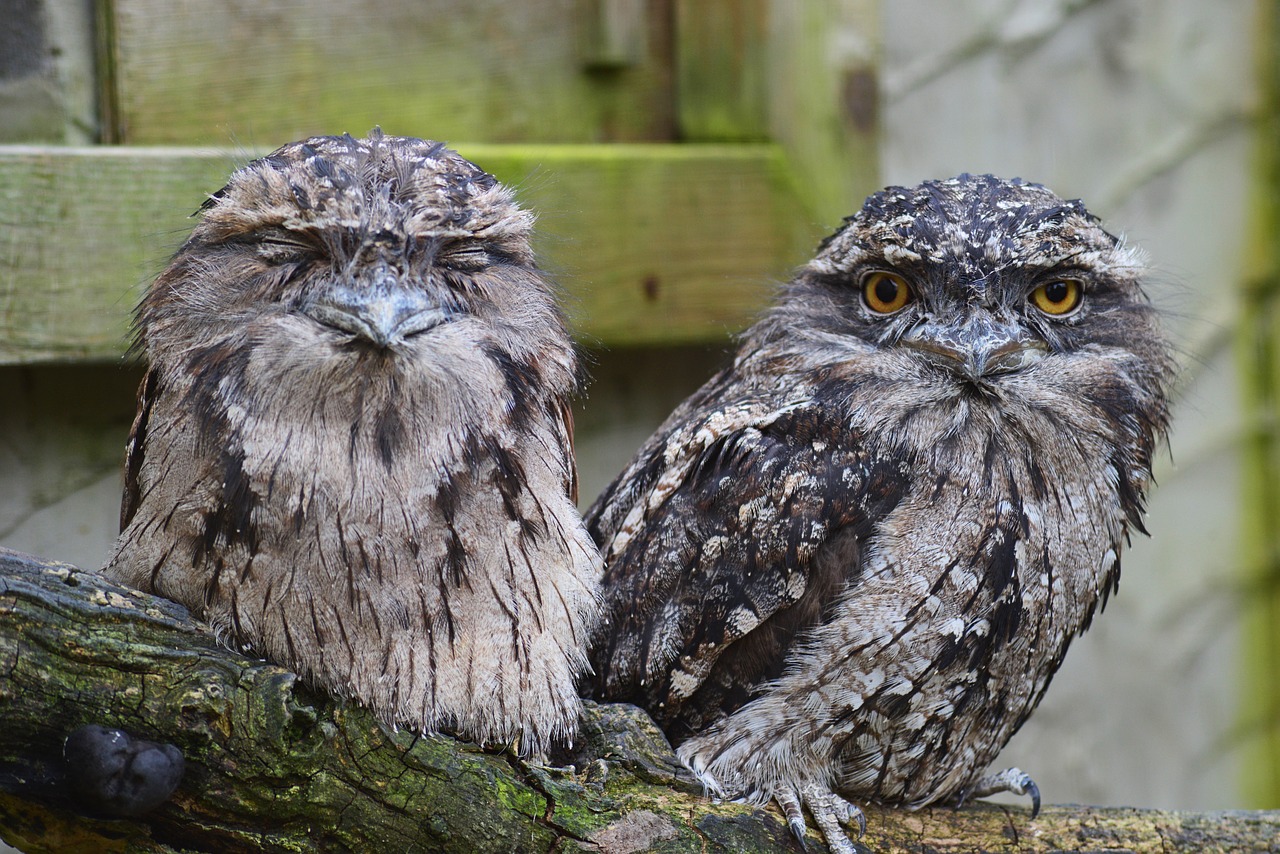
<box><xmin>0</xmin><ymin>143</ymin><xmax>821</xmax><ymax>364</ymax></box>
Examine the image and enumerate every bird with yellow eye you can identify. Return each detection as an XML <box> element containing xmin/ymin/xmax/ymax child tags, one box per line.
<box><xmin>861</xmin><ymin>270</ymin><xmax>913</xmax><ymax>314</ymax></box>
<box><xmin>1030</xmin><ymin>278</ymin><xmax>1083</xmax><ymax>316</ymax></box>
<box><xmin>860</xmin><ymin>270</ymin><xmax>1083</xmax><ymax>318</ymax></box>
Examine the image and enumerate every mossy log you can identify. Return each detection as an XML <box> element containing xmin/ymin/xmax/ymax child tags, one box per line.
<box><xmin>0</xmin><ymin>546</ymin><xmax>1275</xmax><ymax>853</ymax></box>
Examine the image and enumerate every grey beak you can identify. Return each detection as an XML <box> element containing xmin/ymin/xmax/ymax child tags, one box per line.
<box><xmin>308</xmin><ymin>285</ymin><xmax>449</xmax><ymax>347</ymax></box>
<box><xmin>902</xmin><ymin>312</ymin><xmax>1047</xmax><ymax>380</ymax></box>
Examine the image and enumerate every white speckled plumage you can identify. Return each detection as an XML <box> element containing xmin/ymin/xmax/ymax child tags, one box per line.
<box><xmin>587</xmin><ymin>175</ymin><xmax>1173</xmax><ymax>851</ymax></box>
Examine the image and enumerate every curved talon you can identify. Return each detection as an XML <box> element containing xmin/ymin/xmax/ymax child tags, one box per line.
<box><xmin>775</xmin><ymin>788</ymin><xmax>811</xmax><ymax>850</ymax></box>
<box><xmin>789</xmin><ymin>818</ymin><xmax>811</xmax><ymax>851</ymax></box>
<box><xmin>1024</xmin><ymin>775</ymin><xmax>1042</xmax><ymax>819</ymax></box>
<box><xmin>1002</xmin><ymin>768</ymin><xmax>1041</xmax><ymax>819</ymax></box>
<box><xmin>769</xmin><ymin>785</ymin><xmax>865</xmax><ymax>854</ymax></box>
<box><xmin>968</xmin><ymin>766</ymin><xmax>1041</xmax><ymax>818</ymax></box>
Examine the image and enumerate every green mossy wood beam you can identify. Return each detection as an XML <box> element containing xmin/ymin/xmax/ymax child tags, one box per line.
<box><xmin>0</xmin><ymin>143</ymin><xmax>819</xmax><ymax>364</ymax></box>
<box><xmin>0</xmin><ymin>547</ymin><xmax>1277</xmax><ymax>853</ymax></box>
<box><xmin>676</xmin><ymin>0</ymin><xmax>770</xmax><ymax>142</ymax></box>
<box><xmin>1241</xmin><ymin>0</ymin><xmax>1280</xmax><ymax>810</ymax></box>
<box><xmin>103</xmin><ymin>0</ymin><xmax>675</xmax><ymax>146</ymax></box>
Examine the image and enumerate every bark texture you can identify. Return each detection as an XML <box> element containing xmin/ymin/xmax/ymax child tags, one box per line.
<box><xmin>0</xmin><ymin>546</ymin><xmax>1275</xmax><ymax>853</ymax></box>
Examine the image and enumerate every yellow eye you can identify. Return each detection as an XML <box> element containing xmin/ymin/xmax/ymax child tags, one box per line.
<box><xmin>861</xmin><ymin>271</ymin><xmax>912</xmax><ymax>314</ymax></box>
<box><xmin>1029</xmin><ymin>279</ymin><xmax>1083</xmax><ymax>316</ymax></box>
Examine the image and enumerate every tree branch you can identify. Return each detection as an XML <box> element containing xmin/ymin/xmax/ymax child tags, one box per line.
<box><xmin>0</xmin><ymin>546</ymin><xmax>1275</xmax><ymax>852</ymax></box>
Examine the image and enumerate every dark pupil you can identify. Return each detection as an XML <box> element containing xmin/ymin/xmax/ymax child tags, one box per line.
<box><xmin>874</xmin><ymin>277</ymin><xmax>900</xmax><ymax>305</ymax></box>
<box><xmin>1044</xmin><ymin>281</ymin><xmax>1070</xmax><ymax>303</ymax></box>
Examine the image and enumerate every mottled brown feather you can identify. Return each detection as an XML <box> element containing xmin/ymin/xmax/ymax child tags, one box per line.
<box><xmin>586</xmin><ymin>175</ymin><xmax>1174</xmax><ymax>852</ymax></box>
<box><xmin>104</xmin><ymin>131</ymin><xmax>602</xmax><ymax>754</ymax></box>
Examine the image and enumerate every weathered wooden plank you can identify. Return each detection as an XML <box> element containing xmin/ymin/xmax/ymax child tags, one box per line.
<box><xmin>486</xmin><ymin>144</ymin><xmax>819</xmax><ymax>347</ymax></box>
<box><xmin>675</xmin><ymin>0</ymin><xmax>770</xmax><ymax>141</ymax></box>
<box><xmin>0</xmin><ymin>146</ymin><xmax>236</xmax><ymax>362</ymax></box>
<box><xmin>105</xmin><ymin>0</ymin><xmax>675</xmax><ymax>145</ymax></box>
<box><xmin>0</xmin><ymin>143</ymin><xmax>819</xmax><ymax>364</ymax></box>
<box><xmin>582</xmin><ymin>0</ymin><xmax>653</xmax><ymax>71</ymax></box>
<box><xmin>674</xmin><ymin>0</ymin><xmax>883</xmax><ymax>223</ymax></box>
<box><xmin>0</xmin><ymin>0</ymin><xmax>97</xmax><ymax>144</ymax></box>
<box><xmin>764</xmin><ymin>0</ymin><xmax>882</xmax><ymax>225</ymax></box>
<box><xmin>1241</xmin><ymin>0</ymin><xmax>1280</xmax><ymax>810</ymax></box>
<box><xmin>649</xmin><ymin>0</ymin><xmax>886</xmax><ymax>307</ymax></box>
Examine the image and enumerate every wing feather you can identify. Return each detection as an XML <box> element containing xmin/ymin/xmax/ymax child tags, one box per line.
<box><xmin>120</xmin><ymin>369</ymin><xmax>160</xmax><ymax>533</ymax></box>
<box><xmin>587</xmin><ymin>389</ymin><xmax>908</xmax><ymax>736</ymax></box>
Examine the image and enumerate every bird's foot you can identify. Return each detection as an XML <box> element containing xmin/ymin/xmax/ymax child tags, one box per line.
<box><xmin>966</xmin><ymin>766</ymin><xmax>1041</xmax><ymax>818</ymax></box>
<box><xmin>678</xmin><ymin>723</ymin><xmax>866</xmax><ymax>850</ymax></box>
<box><xmin>774</xmin><ymin>783</ymin><xmax>866</xmax><ymax>854</ymax></box>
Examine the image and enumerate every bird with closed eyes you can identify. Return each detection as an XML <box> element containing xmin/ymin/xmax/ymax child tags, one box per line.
<box><xmin>585</xmin><ymin>174</ymin><xmax>1174</xmax><ymax>852</ymax></box>
<box><xmin>103</xmin><ymin>130</ymin><xmax>602</xmax><ymax>755</ymax></box>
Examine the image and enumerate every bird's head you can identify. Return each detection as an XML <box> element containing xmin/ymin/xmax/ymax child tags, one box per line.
<box><xmin>764</xmin><ymin>174</ymin><xmax>1172</xmax><ymax>401</ymax></box>
<box><xmin>136</xmin><ymin>131</ymin><xmax>576</xmax><ymax>420</ymax></box>
<box><xmin>746</xmin><ymin>174</ymin><xmax>1175</xmax><ymax>475</ymax></box>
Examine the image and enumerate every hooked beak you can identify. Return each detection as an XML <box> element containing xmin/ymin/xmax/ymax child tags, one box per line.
<box><xmin>307</xmin><ymin>283</ymin><xmax>450</xmax><ymax>348</ymax></box>
<box><xmin>902</xmin><ymin>312</ymin><xmax>1047</xmax><ymax>381</ymax></box>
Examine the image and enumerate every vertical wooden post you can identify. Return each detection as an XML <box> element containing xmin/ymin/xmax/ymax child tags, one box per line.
<box><xmin>1241</xmin><ymin>0</ymin><xmax>1280</xmax><ymax>810</ymax></box>
<box><xmin>764</xmin><ymin>0</ymin><xmax>881</xmax><ymax>228</ymax></box>
<box><xmin>0</xmin><ymin>0</ymin><xmax>99</xmax><ymax>143</ymax></box>
<box><xmin>94</xmin><ymin>0</ymin><xmax>123</xmax><ymax>143</ymax></box>
<box><xmin>674</xmin><ymin>0</ymin><xmax>769</xmax><ymax>141</ymax></box>
<box><xmin>583</xmin><ymin>0</ymin><xmax>652</xmax><ymax>71</ymax></box>
<box><xmin>674</xmin><ymin>0</ymin><xmax>881</xmax><ymax>231</ymax></box>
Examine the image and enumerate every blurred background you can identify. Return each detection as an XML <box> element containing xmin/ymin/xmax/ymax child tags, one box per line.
<box><xmin>0</xmin><ymin>0</ymin><xmax>1276</xmax><ymax>816</ymax></box>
